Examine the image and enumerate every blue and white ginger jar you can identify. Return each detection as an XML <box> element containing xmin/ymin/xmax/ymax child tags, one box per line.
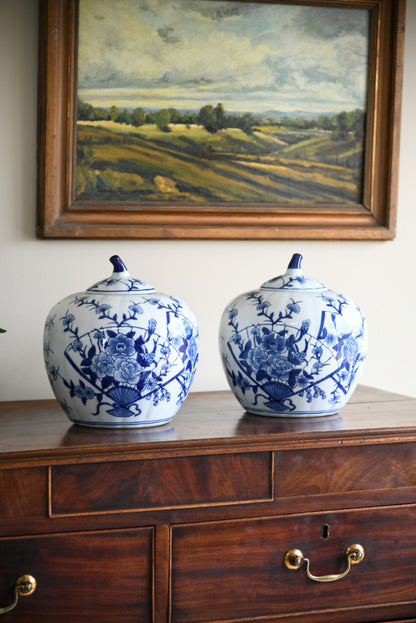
<box><xmin>44</xmin><ymin>255</ymin><xmax>199</xmax><ymax>427</ymax></box>
<box><xmin>219</xmin><ymin>253</ymin><xmax>367</xmax><ymax>417</ymax></box>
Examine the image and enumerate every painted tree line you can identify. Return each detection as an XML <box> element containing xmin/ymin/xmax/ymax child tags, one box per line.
<box><xmin>77</xmin><ymin>98</ymin><xmax>365</xmax><ymax>141</ymax></box>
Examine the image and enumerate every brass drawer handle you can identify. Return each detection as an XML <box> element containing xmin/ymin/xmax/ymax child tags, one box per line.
<box><xmin>284</xmin><ymin>544</ymin><xmax>365</xmax><ymax>583</ymax></box>
<box><xmin>0</xmin><ymin>575</ymin><xmax>37</xmax><ymax>615</ymax></box>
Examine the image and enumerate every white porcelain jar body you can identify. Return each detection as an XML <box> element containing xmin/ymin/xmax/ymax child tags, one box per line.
<box><xmin>219</xmin><ymin>254</ymin><xmax>367</xmax><ymax>417</ymax></box>
<box><xmin>44</xmin><ymin>256</ymin><xmax>199</xmax><ymax>427</ymax></box>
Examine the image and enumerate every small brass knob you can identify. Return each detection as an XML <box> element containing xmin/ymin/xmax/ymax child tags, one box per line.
<box><xmin>346</xmin><ymin>543</ymin><xmax>365</xmax><ymax>564</ymax></box>
<box><xmin>284</xmin><ymin>548</ymin><xmax>304</xmax><ymax>570</ymax></box>
<box><xmin>0</xmin><ymin>574</ymin><xmax>37</xmax><ymax>615</ymax></box>
<box><xmin>16</xmin><ymin>575</ymin><xmax>37</xmax><ymax>596</ymax></box>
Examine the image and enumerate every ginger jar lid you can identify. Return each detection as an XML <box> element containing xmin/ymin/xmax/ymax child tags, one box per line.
<box><xmin>87</xmin><ymin>255</ymin><xmax>156</xmax><ymax>294</ymax></box>
<box><xmin>261</xmin><ymin>253</ymin><xmax>326</xmax><ymax>292</ymax></box>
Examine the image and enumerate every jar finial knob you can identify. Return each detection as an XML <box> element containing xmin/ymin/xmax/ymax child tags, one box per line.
<box><xmin>288</xmin><ymin>253</ymin><xmax>303</xmax><ymax>270</ymax></box>
<box><xmin>110</xmin><ymin>255</ymin><xmax>128</xmax><ymax>273</ymax></box>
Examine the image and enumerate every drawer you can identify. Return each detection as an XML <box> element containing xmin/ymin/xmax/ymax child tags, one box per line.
<box><xmin>275</xmin><ymin>443</ymin><xmax>416</xmax><ymax>509</ymax></box>
<box><xmin>50</xmin><ymin>452</ymin><xmax>272</xmax><ymax>515</ymax></box>
<box><xmin>0</xmin><ymin>528</ymin><xmax>152</xmax><ymax>622</ymax></box>
<box><xmin>0</xmin><ymin>468</ymin><xmax>46</xmax><ymax>520</ymax></box>
<box><xmin>171</xmin><ymin>506</ymin><xmax>416</xmax><ymax>622</ymax></box>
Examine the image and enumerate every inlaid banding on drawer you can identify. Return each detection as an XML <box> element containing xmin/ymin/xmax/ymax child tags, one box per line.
<box><xmin>50</xmin><ymin>452</ymin><xmax>272</xmax><ymax>516</ymax></box>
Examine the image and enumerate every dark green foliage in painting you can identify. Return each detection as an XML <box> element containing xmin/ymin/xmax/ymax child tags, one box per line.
<box><xmin>155</xmin><ymin>109</ymin><xmax>171</xmax><ymax>132</ymax></box>
<box><xmin>75</xmin><ymin>99</ymin><xmax>366</xmax><ymax>205</ymax></box>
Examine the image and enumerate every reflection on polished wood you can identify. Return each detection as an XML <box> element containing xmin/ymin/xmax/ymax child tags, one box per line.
<box><xmin>1</xmin><ymin>385</ymin><xmax>416</xmax><ymax>622</ymax></box>
<box><xmin>0</xmin><ymin>385</ymin><xmax>414</xmax><ymax>459</ymax></box>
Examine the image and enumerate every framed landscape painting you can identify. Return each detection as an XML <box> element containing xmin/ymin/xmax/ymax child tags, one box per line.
<box><xmin>37</xmin><ymin>0</ymin><xmax>405</xmax><ymax>239</ymax></box>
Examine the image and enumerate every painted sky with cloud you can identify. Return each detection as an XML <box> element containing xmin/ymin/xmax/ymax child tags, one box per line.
<box><xmin>78</xmin><ymin>0</ymin><xmax>370</xmax><ymax>115</ymax></box>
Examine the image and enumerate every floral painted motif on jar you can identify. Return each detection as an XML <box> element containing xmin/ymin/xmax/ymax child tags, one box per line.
<box><xmin>219</xmin><ymin>254</ymin><xmax>367</xmax><ymax>417</ymax></box>
<box><xmin>44</xmin><ymin>256</ymin><xmax>199</xmax><ymax>427</ymax></box>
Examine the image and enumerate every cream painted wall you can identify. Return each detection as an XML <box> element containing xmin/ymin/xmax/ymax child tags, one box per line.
<box><xmin>1</xmin><ymin>0</ymin><xmax>415</xmax><ymax>402</ymax></box>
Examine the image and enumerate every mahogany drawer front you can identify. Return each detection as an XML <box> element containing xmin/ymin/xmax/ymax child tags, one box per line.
<box><xmin>171</xmin><ymin>506</ymin><xmax>416</xmax><ymax>623</ymax></box>
<box><xmin>0</xmin><ymin>468</ymin><xmax>46</xmax><ymax>520</ymax></box>
<box><xmin>50</xmin><ymin>452</ymin><xmax>272</xmax><ymax>515</ymax></box>
<box><xmin>0</xmin><ymin>528</ymin><xmax>152</xmax><ymax>622</ymax></box>
<box><xmin>275</xmin><ymin>443</ymin><xmax>416</xmax><ymax>499</ymax></box>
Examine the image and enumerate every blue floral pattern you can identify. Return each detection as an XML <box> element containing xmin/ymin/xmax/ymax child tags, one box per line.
<box><xmin>220</xmin><ymin>288</ymin><xmax>367</xmax><ymax>416</ymax></box>
<box><xmin>44</xmin><ymin>291</ymin><xmax>198</xmax><ymax>427</ymax></box>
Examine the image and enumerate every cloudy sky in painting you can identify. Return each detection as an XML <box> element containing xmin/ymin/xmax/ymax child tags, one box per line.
<box><xmin>77</xmin><ymin>0</ymin><xmax>370</xmax><ymax>116</ymax></box>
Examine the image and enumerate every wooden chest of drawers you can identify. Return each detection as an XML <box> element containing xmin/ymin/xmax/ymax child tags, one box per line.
<box><xmin>1</xmin><ymin>386</ymin><xmax>416</xmax><ymax>622</ymax></box>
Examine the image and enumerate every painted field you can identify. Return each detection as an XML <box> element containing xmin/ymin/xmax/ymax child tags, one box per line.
<box><xmin>75</xmin><ymin>121</ymin><xmax>363</xmax><ymax>205</ymax></box>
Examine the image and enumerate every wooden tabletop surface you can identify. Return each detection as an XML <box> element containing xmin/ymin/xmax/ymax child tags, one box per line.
<box><xmin>1</xmin><ymin>385</ymin><xmax>416</xmax><ymax>462</ymax></box>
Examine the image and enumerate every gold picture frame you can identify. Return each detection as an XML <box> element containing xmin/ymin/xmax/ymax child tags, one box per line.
<box><xmin>36</xmin><ymin>0</ymin><xmax>405</xmax><ymax>240</ymax></box>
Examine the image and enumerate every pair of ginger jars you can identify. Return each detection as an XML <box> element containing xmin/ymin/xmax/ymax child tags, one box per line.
<box><xmin>43</xmin><ymin>254</ymin><xmax>368</xmax><ymax>428</ymax></box>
